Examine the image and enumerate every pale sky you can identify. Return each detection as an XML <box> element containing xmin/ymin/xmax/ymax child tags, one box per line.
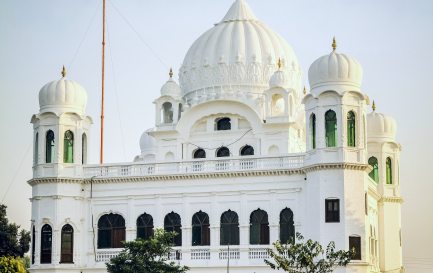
<box><xmin>1</xmin><ymin>0</ymin><xmax>432</xmax><ymax>271</ymax></box>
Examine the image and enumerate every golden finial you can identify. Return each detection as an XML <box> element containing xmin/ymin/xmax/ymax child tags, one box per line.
<box><xmin>332</xmin><ymin>37</ymin><xmax>337</xmax><ymax>51</ymax></box>
<box><xmin>372</xmin><ymin>100</ymin><xmax>376</xmax><ymax>112</ymax></box>
<box><xmin>169</xmin><ymin>68</ymin><xmax>173</xmax><ymax>78</ymax></box>
<box><xmin>277</xmin><ymin>58</ymin><xmax>282</xmax><ymax>70</ymax></box>
<box><xmin>303</xmin><ymin>86</ymin><xmax>307</xmax><ymax>95</ymax></box>
<box><xmin>61</xmin><ymin>65</ymin><xmax>66</xmax><ymax>78</ymax></box>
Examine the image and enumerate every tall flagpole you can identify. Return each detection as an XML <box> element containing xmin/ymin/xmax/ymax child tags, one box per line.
<box><xmin>100</xmin><ymin>0</ymin><xmax>106</xmax><ymax>164</ymax></box>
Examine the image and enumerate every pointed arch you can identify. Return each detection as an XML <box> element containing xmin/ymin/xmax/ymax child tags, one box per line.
<box><xmin>82</xmin><ymin>133</ymin><xmax>87</xmax><ymax>164</ymax></box>
<box><xmin>63</xmin><ymin>130</ymin><xmax>74</xmax><ymax>163</ymax></box>
<box><xmin>216</xmin><ymin>147</ymin><xmax>230</xmax><ymax>157</ymax></box>
<box><xmin>250</xmin><ymin>209</ymin><xmax>269</xmax><ymax>245</ymax></box>
<box><xmin>386</xmin><ymin>157</ymin><xmax>393</xmax><ymax>184</ymax></box>
<box><xmin>280</xmin><ymin>208</ymin><xmax>295</xmax><ymax>243</ymax></box>
<box><xmin>368</xmin><ymin>157</ymin><xmax>379</xmax><ymax>183</ymax></box>
<box><xmin>192</xmin><ymin>211</ymin><xmax>210</xmax><ymax>246</ymax></box>
<box><xmin>310</xmin><ymin>113</ymin><xmax>316</xmax><ymax>149</ymax></box>
<box><xmin>347</xmin><ymin>111</ymin><xmax>356</xmax><ymax>147</ymax></box>
<box><xmin>97</xmin><ymin>213</ymin><xmax>126</xmax><ymax>249</ymax></box>
<box><xmin>137</xmin><ymin>213</ymin><xmax>154</xmax><ymax>240</ymax></box>
<box><xmin>164</xmin><ymin>212</ymin><xmax>182</xmax><ymax>246</ymax></box>
<box><xmin>46</xmin><ymin>130</ymin><xmax>55</xmax><ymax>163</ymax></box>
<box><xmin>220</xmin><ymin>210</ymin><xmax>239</xmax><ymax>245</ymax></box>
<box><xmin>325</xmin><ymin>110</ymin><xmax>337</xmax><ymax>147</ymax></box>
<box><xmin>215</xmin><ymin>117</ymin><xmax>231</xmax><ymax>130</ymax></box>
<box><xmin>40</xmin><ymin>224</ymin><xmax>52</xmax><ymax>264</ymax></box>
<box><xmin>161</xmin><ymin>102</ymin><xmax>173</xmax><ymax>124</ymax></box>
<box><xmin>60</xmin><ymin>224</ymin><xmax>73</xmax><ymax>263</ymax></box>
<box><xmin>193</xmin><ymin>148</ymin><xmax>206</xmax><ymax>159</ymax></box>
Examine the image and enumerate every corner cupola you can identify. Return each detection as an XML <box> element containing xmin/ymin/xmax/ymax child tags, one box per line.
<box><xmin>308</xmin><ymin>38</ymin><xmax>363</xmax><ymax>95</ymax></box>
<box><xmin>160</xmin><ymin>68</ymin><xmax>181</xmax><ymax>99</ymax></box>
<box><xmin>38</xmin><ymin>66</ymin><xmax>88</xmax><ymax>115</ymax></box>
<box><xmin>367</xmin><ymin>101</ymin><xmax>397</xmax><ymax>141</ymax></box>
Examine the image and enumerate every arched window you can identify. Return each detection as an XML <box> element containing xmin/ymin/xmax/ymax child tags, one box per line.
<box><xmin>280</xmin><ymin>208</ymin><xmax>295</xmax><ymax>244</ymax></box>
<box><xmin>250</xmin><ymin>209</ymin><xmax>269</xmax><ymax>245</ymax></box>
<box><xmin>31</xmin><ymin>226</ymin><xmax>35</xmax><ymax>264</ymax></box>
<box><xmin>46</xmin><ymin>130</ymin><xmax>55</xmax><ymax>163</ymax></box>
<box><xmin>64</xmin><ymin>130</ymin><xmax>74</xmax><ymax>163</ymax></box>
<box><xmin>60</xmin><ymin>224</ymin><xmax>73</xmax><ymax>263</ymax></box>
<box><xmin>386</xmin><ymin>157</ymin><xmax>393</xmax><ymax>184</ymax></box>
<box><xmin>240</xmin><ymin>145</ymin><xmax>254</xmax><ymax>156</ymax></box>
<box><xmin>164</xmin><ymin>212</ymin><xmax>182</xmax><ymax>246</ymax></box>
<box><xmin>137</xmin><ymin>213</ymin><xmax>154</xmax><ymax>240</ymax></box>
<box><xmin>97</xmin><ymin>213</ymin><xmax>126</xmax><ymax>249</ymax></box>
<box><xmin>192</xmin><ymin>211</ymin><xmax>210</xmax><ymax>246</ymax></box>
<box><xmin>271</xmin><ymin>94</ymin><xmax>285</xmax><ymax>116</ymax></box>
<box><xmin>216</xmin><ymin>117</ymin><xmax>231</xmax><ymax>131</ymax></box>
<box><xmin>162</xmin><ymin>102</ymin><xmax>173</xmax><ymax>124</ymax></box>
<box><xmin>216</xmin><ymin>147</ymin><xmax>230</xmax><ymax>157</ymax></box>
<box><xmin>368</xmin><ymin>157</ymin><xmax>379</xmax><ymax>183</ymax></box>
<box><xmin>193</xmin><ymin>149</ymin><xmax>206</xmax><ymax>159</ymax></box>
<box><xmin>220</xmin><ymin>210</ymin><xmax>239</xmax><ymax>245</ymax></box>
<box><xmin>34</xmin><ymin>133</ymin><xmax>39</xmax><ymax>164</ymax></box>
<box><xmin>82</xmin><ymin>133</ymin><xmax>87</xmax><ymax>164</ymax></box>
<box><xmin>310</xmin><ymin>114</ymin><xmax>316</xmax><ymax>149</ymax></box>
<box><xmin>40</xmin><ymin>224</ymin><xmax>52</xmax><ymax>264</ymax></box>
<box><xmin>178</xmin><ymin>103</ymin><xmax>183</xmax><ymax>120</ymax></box>
<box><xmin>325</xmin><ymin>110</ymin><xmax>337</xmax><ymax>147</ymax></box>
<box><xmin>347</xmin><ymin>111</ymin><xmax>356</xmax><ymax>147</ymax></box>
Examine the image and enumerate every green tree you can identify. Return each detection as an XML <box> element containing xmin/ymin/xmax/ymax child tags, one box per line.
<box><xmin>0</xmin><ymin>256</ymin><xmax>27</xmax><ymax>273</ymax></box>
<box><xmin>106</xmin><ymin>229</ymin><xmax>189</xmax><ymax>273</ymax></box>
<box><xmin>0</xmin><ymin>204</ymin><xmax>31</xmax><ymax>257</ymax></box>
<box><xmin>265</xmin><ymin>233</ymin><xmax>353</xmax><ymax>273</ymax></box>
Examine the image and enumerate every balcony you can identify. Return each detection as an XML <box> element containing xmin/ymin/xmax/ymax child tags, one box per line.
<box><xmin>95</xmin><ymin>245</ymin><xmax>272</xmax><ymax>264</ymax></box>
<box><xmin>83</xmin><ymin>155</ymin><xmax>304</xmax><ymax>179</ymax></box>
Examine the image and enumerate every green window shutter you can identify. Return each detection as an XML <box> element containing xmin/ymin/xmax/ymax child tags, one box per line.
<box><xmin>368</xmin><ymin>157</ymin><xmax>379</xmax><ymax>183</ymax></box>
<box><xmin>325</xmin><ymin>110</ymin><xmax>337</xmax><ymax>147</ymax></box>
<box><xmin>63</xmin><ymin>131</ymin><xmax>74</xmax><ymax>163</ymax></box>
<box><xmin>386</xmin><ymin>157</ymin><xmax>393</xmax><ymax>184</ymax></box>
<box><xmin>347</xmin><ymin>111</ymin><xmax>356</xmax><ymax>147</ymax></box>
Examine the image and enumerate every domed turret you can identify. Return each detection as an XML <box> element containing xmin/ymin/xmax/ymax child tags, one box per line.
<box><xmin>367</xmin><ymin>102</ymin><xmax>397</xmax><ymax>141</ymax></box>
<box><xmin>160</xmin><ymin>68</ymin><xmax>181</xmax><ymax>98</ymax></box>
<box><xmin>179</xmin><ymin>0</ymin><xmax>301</xmax><ymax>98</ymax></box>
<box><xmin>38</xmin><ymin>66</ymin><xmax>88</xmax><ymax>115</ymax></box>
<box><xmin>269</xmin><ymin>59</ymin><xmax>288</xmax><ymax>89</ymax></box>
<box><xmin>308</xmin><ymin>38</ymin><xmax>363</xmax><ymax>94</ymax></box>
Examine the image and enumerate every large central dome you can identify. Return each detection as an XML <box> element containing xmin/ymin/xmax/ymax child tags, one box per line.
<box><xmin>179</xmin><ymin>0</ymin><xmax>301</xmax><ymax>97</ymax></box>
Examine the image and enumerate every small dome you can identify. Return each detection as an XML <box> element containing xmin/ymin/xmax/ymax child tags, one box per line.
<box><xmin>269</xmin><ymin>70</ymin><xmax>288</xmax><ymax>89</ymax></box>
<box><xmin>39</xmin><ymin>71</ymin><xmax>87</xmax><ymax>115</ymax></box>
<box><xmin>367</xmin><ymin>111</ymin><xmax>397</xmax><ymax>141</ymax></box>
<box><xmin>140</xmin><ymin>131</ymin><xmax>156</xmax><ymax>154</ymax></box>
<box><xmin>161</xmin><ymin>78</ymin><xmax>181</xmax><ymax>98</ymax></box>
<box><xmin>308</xmin><ymin>40</ymin><xmax>363</xmax><ymax>92</ymax></box>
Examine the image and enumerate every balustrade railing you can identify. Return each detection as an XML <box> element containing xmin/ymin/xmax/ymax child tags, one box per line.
<box><xmin>84</xmin><ymin>155</ymin><xmax>304</xmax><ymax>178</ymax></box>
<box><xmin>219</xmin><ymin>247</ymin><xmax>240</xmax><ymax>260</ymax></box>
<box><xmin>95</xmin><ymin>248</ymin><xmax>122</xmax><ymax>262</ymax></box>
<box><xmin>248</xmin><ymin>247</ymin><xmax>270</xmax><ymax>259</ymax></box>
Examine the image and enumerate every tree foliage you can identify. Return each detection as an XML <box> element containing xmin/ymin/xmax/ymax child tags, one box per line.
<box><xmin>0</xmin><ymin>256</ymin><xmax>27</xmax><ymax>273</ymax></box>
<box><xmin>106</xmin><ymin>229</ymin><xmax>189</xmax><ymax>273</ymax></box>
<box><xmin>0</xmin><ymin>204</ymin><xmax>31</xmax><ymax>258</ymax></box>
<box><xmin>265</xmin><ymin>233</ymin><xmax>353</xmax><ymax>273</ymax></box>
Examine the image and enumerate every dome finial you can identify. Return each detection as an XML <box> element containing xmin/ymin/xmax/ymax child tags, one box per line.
<box><xmin>332</xmin><ymin>37</ymin><xmax>337</xmax><ymax>51</ymax></box>
<box><xmin>61</xmin><ymin>65</ymin><xmax>66</xmax><ymax>78</ymax></box>
<box><xmin>372</xmin><ymin>100</ymin><xmax>376</xmax><ymax>111</ymax></box>
<box><xmin>277</xmin><ymin>58</ymin><xmax>282</xmax><ymax>70</ymax></box>
<box><xmin>303</xmin><ymin>86</ymin><xmax>307</xmax><ymax>95</ymax></box>
<box><xmin>169</xmin><ymin>68</ymin><xmax>173</xmax><ymax>78</ymax></box>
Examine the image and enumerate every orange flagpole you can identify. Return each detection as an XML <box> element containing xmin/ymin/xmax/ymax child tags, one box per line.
<box><xmin>100</xmin><ymin>0</ymin><xmax>106</xmax><ymax>164</ymax></box>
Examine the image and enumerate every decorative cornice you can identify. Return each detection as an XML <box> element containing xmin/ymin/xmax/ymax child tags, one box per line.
<box><xmin>379</xmin><ymin>196</ymin><xmax>404</xmax><ymax>204</ymax></box>
<box><xmin>28</xmin><ymin>162</ymin><xmax>369</xmax><ymax>185</ymax></box>
<box><xmin>302</xmin><ymin>163</ymin><xmax>369</xmax><ymax>173</ymax></box>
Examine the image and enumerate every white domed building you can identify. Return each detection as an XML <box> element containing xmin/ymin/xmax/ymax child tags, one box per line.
<box><xmin>28</xmin><ymin>1</ymin><xmax>403</xmax><ymax>273</ymax></box>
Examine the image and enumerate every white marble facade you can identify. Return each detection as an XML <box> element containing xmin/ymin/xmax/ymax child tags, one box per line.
<box><xmin>29</xmin><ymin>1</ymin><xmax>403</xmax><ymax>272</ymax></box>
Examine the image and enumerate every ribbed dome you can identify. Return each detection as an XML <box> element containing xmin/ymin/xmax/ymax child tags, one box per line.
<box><xmin>367</xmin><ymin>111</ymin><xmax>397</xmax><ymax>140</ymax></box>
<box><xmin>308</xmin><ymin>47</ymin><xmax>363</xmax><ymax>92</ymax></box>
<box><xmin>161</xmin><ymin>77</ymin><xmax>181</xmax><ymax>98</ymax></box>
<box><xmin>269</xmin><ymin>70</ymin><xmax>288</xmax><ymax>89</ymax></box>
<box><xmin>140</xmin><ymin>131</ymin><xmax>156</xmax><ymax>154</ymax></box>
<box><xmin>179</xmin><ymin>0</ymin><xmax>301</xmax><ymax>97</ymax></box>
<box><xmin>39</xmin><ymin>77</ymin><xmax>87</xmax><ymax>115</ymax></box>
